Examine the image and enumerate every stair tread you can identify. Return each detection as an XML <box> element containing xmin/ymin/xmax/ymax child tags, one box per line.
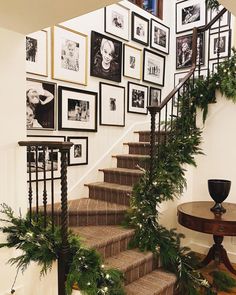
<box><xmin>124</xmin><ymin>142</ymin><xmax>151</xmax><ymax>145</ymax></box>
<box><xmin>85</xmin><ymin>181</ymin><xmax>132</xmax><ymax>192</ymax></box>
<box><xmin>99</xmin><ymin>167</ymin><xmax>144</xmax><ymax>174</ymax></box>
<box><xmin>125</xmin><ymin>269</ymin><xmax>176</xmax><ymax>295</ymax></box>
<box><xmin>114</xmin><ymin>154</ymin><xmax>149</xmax><ymax>159</ymax></box>
<box><xmin>134</xmin><ymin>130</ymin><xmax>167</xmax><ymax>134</ymax></box>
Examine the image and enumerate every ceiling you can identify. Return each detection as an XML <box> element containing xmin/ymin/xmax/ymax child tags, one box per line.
<box><xmin>0</xmin><ymin>0</ymin><xmax>119</xmax><ymax>34</ymax></box>
<box><xmin>219</xmin><ymin>0</ymin><xmax>236</xmax><ymax>16</ymax></box>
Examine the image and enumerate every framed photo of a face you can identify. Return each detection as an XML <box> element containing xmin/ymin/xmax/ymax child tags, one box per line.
<box><xmin>209</xmin><ymin>30</ymin><xmax>231</xmax><ymax>60</ymax></box>
<box><xmin>100</xmin><ymin>82</ymin><xmax>125</xmax><ymax>127</ymax></box>
<box><xmin>58</xmin><ymin>86</ymin><xmax>97</xmax><ymax>132</ymax></box>
<box><xmin>210</xmin><ymin>5</ymin><xmax>230</xmax><ymax>30</ymax></box>
<box><xmin>90</xmin><ymin>31</ymin><xmax>122</xmax><ymax>83</ymax></box>
<box><xmin>67</xmin><ymin>137</ymin><xmax>88</xmax><ymax>166</ymax></box>
<box><xmin>176</xmin><ymin>0</ymin><xmax>206</xmax><ymax>34</ymax></box>
<box><xmin>26</xmin><ymin>78</ymin><xmax>56</xmax><ymax>130</ymax></box>
<box><xmin>131</xmin><ymin>12</ymin><xmax>149</xmax><ymax>46</ymax></box>
<box><xmin>52</xmin><ymin>25</ymin><xmax>88</xmax><ymax>85</ymax></box>
<box><xmin>128</xmin><ymin>82</ymin><xmax>148</xmax><ymax>114</ymax></box>
<box><xmin>105</xmin><ymin>3</ymin><xmax>129</xmax><ymax>41</ymax></box>
<box><xmin>149</xmin><ymin>87</ymin><xmax>161</xmax><ymax>106</ymax></box>
<box><xmin>123</xmin><ymin>44</ymin><xmax>142</xmax><ymax>80</ymax></box>
<box><xmin>26</xmin><ymin>30</ymin><xmax>48</xmax><ymax>76</ymax></box>
<box><xmin>150</xmin><ymin>19</ymin><xmax>170</xmax><ymax>55</ymax></box>
<box><xmin>143</xmin><ymin>49</ymin><xmax>165</xmax><ymax>86</ymax></box>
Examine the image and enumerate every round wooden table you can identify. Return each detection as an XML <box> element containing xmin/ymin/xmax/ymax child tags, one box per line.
<box><xmin>177</xmin><ymin>201</ymin><xmax>236</xmax><ymax>274</ymax></box>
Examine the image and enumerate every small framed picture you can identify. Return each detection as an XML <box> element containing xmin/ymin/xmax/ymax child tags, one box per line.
<box><xmin>210</xmin><ymin>6</ymin><xmax>230</xmax><ymax>30</ymax></box>
<box><xmin>209</xmin><ymin>30</ymin><xmax>231</xmax><ymax>60</ymax></box>
<box><xmin>176</xmin><ymin>0</ymin><xmax>206</xmax><ymax>34</ymax></box>
<box><xmin>58</xmin><ymin>86</ymin><xmax>97</xmax><ymax>132</ymax></box>
<box><xmin>123</xmin><ymin>44</ymin><xmax>142</xmax><ymax>80</ymax></box>
<box><xmin>105</xmin><ymin>3</ymin><xmax>130</xmax><ymax>41</ymax></box>
<box><xmin>174</xmin><ymin>68</ymin><xmax>208</xmax><ymax>87</ymax></box>
<box><xmin>131</xmin><ymin>12</ymin><xmax>149</xmax><ymax>46</ymax></box>
<box><xmin>90</xmin><ymin>31</ymin><xmax>122</xmax><ymax>83</ymax></box>
<box><xmin>128</xmin><ymin>82</ymin><xmax>148</xmax><ymax>114</ymax></box>
<box><xmin>26</xmin><ymin>30</ymin><xmax>48</xmax><ymax>76</ymax></box>
<box><xmin>149</xmin><ymin>87</ymin><xmax>162</xmax><ymax>106</ymax></box>
<box><xmin>143</xmin><ymin>48</ymin><xmax>165</xmax><ymax>86</ymax></box>
<box><xmin>209</xmin><ymin>59</ymin><xmax>224</xmax><ymax>74</ymax></box>
<box><xmin>52</xmin><ymin>25</ymin><xmax>88</xmax><ymax>85</ymax></box>
<box><xmin>100</xmin><ymin>82</ymin><xmax>125</xmax><ymax>127</ymax></box>
<box><xmin>26</xmin><ymin>78</ymin><xmax>56</xmax><ymax>130</ymax></box>
<box><xmin>150</xmin><ymin>19</ymin><xmax>170</xmax><ymax>55</ymax></box>
<box><xmin>26</xmin><ymin>135</ymin><xmax>66</xmax><ymax>182</ymax></box>
<box><xmin>67</xmin><ymin>137</ymin><xmax>88</xmax><ymax>166</ymax></box>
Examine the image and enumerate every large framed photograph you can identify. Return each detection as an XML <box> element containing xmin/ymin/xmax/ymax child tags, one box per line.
<box><xmin>210</xmin><ymin>5</ymin><xmax>230</xmax><ymax>30</ymax></box>
<box><xmin>123</xmin><ymin>44</ymin><xmax>142</xmax><ymax>80</ymax></box>
<box><xmin>67</xmin><ymin>137</ymin><xmax>88</xmax><ymax>166</ymax></box>
<box><xmin>52</xmin><ymin>25</ymin><xmax>88</xmax><ymax>85</ymax></box>
<box><xmin>149</xmin><ymin>87</ymin><xmax>162</xmax><ymax>106</ymax></box>
<box><xmin>143</xmin><ymin>48</ymin><xmax>165</xmax><ymax>86</ymax></box>
<box><xmin>26</xmin><ymin>78</ymin><xmax>56</xmax><ymax>130</ymax></box>
<box><xmin>100</xmin><ymin>82</ymin><xmax>125</xmax><ymax>127</ymax></box>
<box><xmin>26</xmin><ymin>135</ymin><xmax>66</xmax><ymax>182</ymax></box>
<box><xmin>58</xmin><ymin>86</ymin><xmax>97</xmax><ymax>132</ymax></box>
<box><xmin>90</xmin><ymin>31</ymin><xmax>122</xmax><ymax>83</ymax></box>
<box><xmin>209</xmin><ymin>30</ymin><xmax>231</xmax><ymax>60</ymax></box>
<box><xmin>105</xmin><ymin>3</ymin><xmax>129</xmax><ymax>41</ymax></box>
<box><xmin>176</xmin><ymin>0</ymin><xmax>206</xmax><ymax>33</ymax></box>
<box><xmin>26</xmin><ymin>30</ymin><xmax>48</xmax><ymax>76</ymax></box>
<box><xmin>127</xmin><ymin>82</ymin><xmax>148</xmax><ymax>114</ymax></box>
<box><xmin>131</xmin><ymin>12</ymin><xmax>149</xmax><ymax>46</ymax></box>
<box><xmin>150</xmin><ymin>19</ymin><xmax>170</xmax><ymax>55</ymax></box>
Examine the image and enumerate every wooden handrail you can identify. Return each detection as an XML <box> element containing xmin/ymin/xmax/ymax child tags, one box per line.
<box><xmin>18</xmin><ymin>141</ymin><xmax>73</xmax><ymax>149</ymax></box>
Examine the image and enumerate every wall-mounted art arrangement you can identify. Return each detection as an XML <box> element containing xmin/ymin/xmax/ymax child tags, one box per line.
<box><xmin>26</xmin><ymin>30</ymin><xmax>48</xmax><ymax>76</ymax></box>
<box><xmin>150</xmin><ymin>19</ymin><xmax>170</xmax><ymax>55</ymax></box>
<box><xmin>127</xmin><ymin>82</ymin><xmax>148</xmax><ymax>114</ymax></box>
<box><xmin>52</xmin><ymin>25</ymin><xmax>88</xmax><ymax>85</ymax></box>
<box><xmin>123</xmin><ymin>44</ymin><xmax>142</xmax><ymax>80</ymax></box>
<box><xmin>210</xmin><ymin>5</ymin><xmax>230</xmax><ymax>30</ymax></box>
<box><xmin>90</xmin><ymin>31</ymin><xmax>122</xmax><ymax>82</ymax></box>
<box><xmin>131</xmin><ymin>12</ymin><xmax>149</xmax><ymax>46</ymax></box>
<box><xmin>176</xmin><ymin>0</ymin><xmax>206</xmax><ymax>33</ymax></box>
<box><xmin>99</xmin><ymin>82</ymin><xmax>125</xmax><ymax>127</ymax></box>
<box><xmin>105</xmin><ymin>3</ymin><xmax>130</xmax><ymax>41</ymax></box>
<box><xmin>209</xmin><ymin>30</ymin><xmax>231</xmax><ymax>60</ymax></box>
<box><xmin>26</xmin><ymin>78</ymin><xmax>56</xmax><ymax>130</ymax></box>
<box><xmin>58</xmin><ymin>86</ymin><xmax>97</xmax><ymax>132</ymax></box>
<box><xmin>67</xmin><ymin>137</ymin><xmax>88</xmax><ymax>166</ymax></box>
<box><xmin>149</xmin><ymin>87</ymin><xmax>162</xmax><ymax>106</ymax></box>
<box><xmin>143</xmin><ymin>48</ymin><xmax>165</xmax><ymax>86</ymax></box>
<box><xmin>26</xmin><ymin>135</ymin><xmax>66</xmax><ymax>181</ymax></box>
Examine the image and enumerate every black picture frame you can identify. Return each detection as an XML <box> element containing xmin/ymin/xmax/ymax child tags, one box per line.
<box><xmin>149</xmin><ymin>87</ymin><xmax>162</xmax><ymax>106</ymax></box>
<box><xmin>90</xmin><ymin>31</ymin><xmax>122</xmax><ymax>82</ymax></box>
<box><xmin>209</xmin><ymin>29</ymin><xmax>231</xmax><ymax>61</ymax></box>
<box><xmin>210</xmin><ymin>6</ymin><xmax>231</xmax><ymax>31</ymax></box>
<box><xmin>131</xmin><ymin>12</ymin><xmax>149</xmax><ymax>46</ymax></box>
<box><xmin>67</xmin><ymin>136</ymin><xmax>88</xmax><ymax>166</ymax></box>
<box><xmin>150</xmin><ymin>19</ymin><xmax>170</xmax><ymax>55</ymax></box>
<box><xmin>127</xmin><ymin>81</ymin><xmax>148</xmax><ymax>115</ymax></box>
<box><xmin>58</xmin><ymin>86</ymin><xmax>97</xmax><ymax>132</ymax></box>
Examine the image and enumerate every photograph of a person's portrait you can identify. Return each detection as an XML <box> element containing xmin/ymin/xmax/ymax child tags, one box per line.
<box><xmin>67</xmin><ymin>137</ymin><xmax>88</xmax><ymax>166</ymax></box>
<box><xmin>26</xmin><ymin>78</ymin><xmax>56</xmax><ymax>130</ymax></box>
<box><xmin>149</xmin><ymin>87</ymin><xmax>162</xmax><ymax>106</ymax></box>
<box><xmin>90</xmin><ymin>31</ymin><xmax>122</xmax><ymax>83</ymax></box>
<box><xmin>176</xmin><ymin>0</ymin><xmax>206</xmax><ymax>33</ymax></box>
<box><xmin>210</xmin><ymin>5</ymin><xmax>230</xmax><ymax>31</ymax></box>
<box><xmin>105</xmin><ymin>3</ymin><xmax>130</xmax><ymax>41</ymax></box>
<box><xmin>131</xmin><ymin>12</ymin><xmax>149</xmax><ymax>46</ymax></box>
<box><xmin>209</xmin><ymin>30</ymin><xmax>231</xmax><ymax>60</ymax></box>
<box><xmin>150</xmin><ymin>19</ymin><xmax>170</xmax><ymax>55</ymax></box>
<box><xmin>58</xmin><ymin>86</ymin><xmax>97</xmax><ymax>132</ymax></box>
<box><xmin>128</xmin><ymin>82</ymin><xmax>148</xmax><ymax>114</ymax></box>
<box><xmin>52</xmin><ymin>25</ymin><xmax>88</xmax><ymax>85</ymax></box>
<box><xmin>143</xmin><ymin>48</ymin><xmax>165</xmax><ymax>86</ymax></box>
<box><xmin>99</xmin><ymin>82</ymin><xmax>125</xmax><ymax>127</ymax></box>
<box><xmin>123</xmin><ymin>44</ymin><xmax>142</xmax><ymax>80</ymax></box>
<box><xmin>26</xmin><ymin>30</ymin><xmax>48</xmax><ymax>76</ymax></box>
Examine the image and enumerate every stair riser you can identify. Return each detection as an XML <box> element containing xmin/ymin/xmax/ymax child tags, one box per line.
<box><xmin>129</xmin><ymin>145</ymin><xmax>150</xmax><ymax>155</ymax></box>
<box><xmin>89</xmin><ymin>187</ymin><xmax>131</xmax><ymax>206</ymax></box>
<box><xmin>117</xmin><ymin>157</ymin><xmax>149</xmax><ymax>170</ymax></box>
<box><xmin>103</xmin><ymin>171</ymin><xmax>142</xmax><ymax>186</ymax></box>
<box><xmin>139</xmin><ymin>133</ymin><xmax>166</xmax><ymax>143</ymax></box>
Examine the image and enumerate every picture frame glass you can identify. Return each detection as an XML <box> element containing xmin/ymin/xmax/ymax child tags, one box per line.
<box><xmin>209</xmin><ymin>30</ymin><xmax>231</xmax><ymax>60</ymax></box>
<box><xmin>132</xmin><ymin>13</ymin><xmax>149</xmax><ymax>45</ymax></box>
<box><xmin>151</xmin><ymin>20</ymin><xmax>169</xmax><ymax>54</ymax></box>
<box><xmin>68</xmin><ymin>137</ymin><xmax>88</xmax><ymax>166</ymax></box>
<box><xmin>128</xmin><ymin>83</ymin><xmax>148</xmax><ymax>114</ymax></box>
<box><xmin>123</xmin><ymin>44</ymin><xmax>142</xmax><ymax>80</ymax></box>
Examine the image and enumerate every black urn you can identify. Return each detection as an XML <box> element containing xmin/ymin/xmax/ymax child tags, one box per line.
<box><xmin>208</xmin><ymin>179</ymin><xmax>231</xmax><ymax>214</ymax></box>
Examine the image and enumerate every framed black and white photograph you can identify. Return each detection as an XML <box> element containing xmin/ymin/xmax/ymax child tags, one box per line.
<box><xmin>131</xmin><ymin>12</ymin><xmax>149</xmax><ymax>46</ymax></box>
<box><xmin>90</xmin><ymin>31</ymin><xmax>122</xmax><ymax>82</ymax></box>
<box><xmin>100</xmin><ymin>82</ymin><xmax>125</xmax><ymax>126</ymax></box>
<box><xmin>143</xmin><ymin>48</ymin><xmax>165</xmax><ymax>86</ymax></box>
<box><xmin>176</xmin><ymin>0</ymin><xmax>206</xmax><ymax>33</ymax></box>
<box><xmin>150</xmin><ymin>19</ymin><xmax>170</xmax><ymax>55</ymax></box>
<box><xmin>209</xmin><ymin>59</ymin><xmax>224</xmax><ymax>74</ymax></box>
<box><xmin>26</xmin><ymin>30</ymin><xmax>48</xmax><ymax>76</ymax></box>
<box><xmin>128</xmin><ymin>82</ymin><xmax>148</xmax><ymax>114</ymax></box>
<box><xmin>67</xmin><ymin>137</ymin><xmax>88</xmax><ymax>166</ymax></box>
<box><xmin>52</xmin><ymin>25</ymin><xmax>88</xmax><ymax>85</ymax></box>
<box><xmin>58</xmin><ymin>86</ymin><xmax>97</xmax><ymax>132</ymax></box>
<box><xmin>105</xmin><ymin>3</ymin><xmax>129</xmax><ymax>41</ymax></box>
<box><xmin>123</xmin><ymin>44</ymin><xmax>142</xmax><ymax>80</ymax></box>
<box><xmin>149</xmin><ymin>87</ymin><xmax>162</xmax><ymax>106</ymax></box>
<box><xmin>26</xmin><ymin>135</ymin><xmax>66</xmax><ymax>181</ymax></box>
<box><xmin>209</xmin><ymin>30</ymin><xmax>231</xmax><ymax>60</ymax></box>
<box><xmin>26</xmin><ymin>78</ymin><xmax>56</xmax><ymax>130</ymax></box>
<box><xmin>210</xmin><ymin>5</ymin><xmax>230</xmax><ymax>30</ymax></box>
<box><xmin>174</xmin><ymin>68</ymin><xmax>208</xmax><ymax>86</ymax></box>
